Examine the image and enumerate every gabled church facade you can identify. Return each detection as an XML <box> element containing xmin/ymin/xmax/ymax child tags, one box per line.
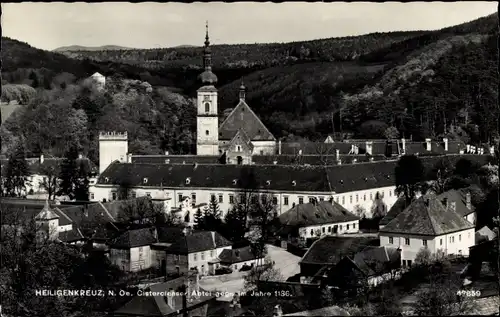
<box><xmin>195</xmin><ymin>23</ymin><xmax>277</xmax><ymax>161</ymax></box>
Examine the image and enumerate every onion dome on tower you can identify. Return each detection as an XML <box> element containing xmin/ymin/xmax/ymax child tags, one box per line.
<box><xmin>198</xmin><ymin>21</ymin><xmax>218</xmax><ymax>85</ymax></box>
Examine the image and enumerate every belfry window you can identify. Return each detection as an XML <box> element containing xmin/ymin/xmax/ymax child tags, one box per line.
<box><xmin>205</xmin><ymin>102</ymin><xmax>210</xmax><ymax>113</ymax></box>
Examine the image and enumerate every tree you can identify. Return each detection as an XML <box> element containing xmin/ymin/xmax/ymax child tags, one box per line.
<box><xmin>117</xmin><ymin>197</ymin><xmax>165</xmax><ymax>225</ymax></box>
<box><xmin>39</xmin><ymin>164</ymin><xmax>59</xmax><ymax>200</ymax></box>
<box><xmin>193</xmin><ymin>208</ymin><xmax>204</xmax><ymax>230</ymax></box>
<box><xmin>201</xmin><ymin>195</ymin><xmax>223</xmax><ymax>231</ymax></box>
<box><xmin>29</xmin><ymin>70</ymin><xmax>39</xmax><ymax>88</ymax></box>
<box><xmin>223</xmin><ymin>204</ymin><xmax>248</xmax><ymax>242</ymax></box>
<box><xmin>3</xmin><ymin>143</ymin><xmax>30</xmax><ymax>197</ymax></box>
<box><xmin>413</xmin><ymin>274</ymin><xmax>476</xmax><ymax>316</ymax></box>
<box><xmin>395</xmin><ymin>155</ymin><xmax>425</xmax><ymax>203</ymax></box>
<box><xmin>427</xmin><ymin>157</ymin><xmax>454</xmax><ymax>194</ymax></box>
<box><xmin>357</xmin><ymin>120</ymin><xmax>388</xmax><ymax>139</ymax></box>
<box><xmin>58</xmin><ymin>145</ymin><xmax>90</xmax><ymax>201</ymax></box>
<box><xmin>384</xmin><ymin>126</ymin><xmax>400</xmax><ymax>139</ymax></box>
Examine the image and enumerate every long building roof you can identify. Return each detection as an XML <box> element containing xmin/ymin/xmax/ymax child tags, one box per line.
<box><xmin>96</xmin><ymin>155</ymin><xmax>491</xmax><ymax>193</ymax></box>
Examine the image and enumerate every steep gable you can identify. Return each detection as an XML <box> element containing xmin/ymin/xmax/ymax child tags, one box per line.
<box><xmin>219</xmin><ymin>100</ymin><xmax>275</xmax><ymax>141</ymax></box>
<box><xmin>227</xmin><ymin>129</ymin><xmax>254</xmax><ymax>153</ymax></box>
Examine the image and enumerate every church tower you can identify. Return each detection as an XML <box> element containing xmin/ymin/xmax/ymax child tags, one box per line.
<box><xmin>196</xmin><ymin>22</ymin><xmax>219</xmax><ymax>156</ymax></box>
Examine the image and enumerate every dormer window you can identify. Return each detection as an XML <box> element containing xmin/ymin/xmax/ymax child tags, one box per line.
<box><xmin>340</xmin><ymin>180</ymin><xmax>344</xmax><ymax>184</ymax></box>
<box><xmin>364</xmin><ymin>177</ymin><xmax>368</xmax><ymax>181</ymax></box>
<box><xmin>386</xmin><ymin>175</ymin><xmax>390</xmax><ymax>179</ymax></box>
<box><xmin>143</xmin><ymin>178</ymin><xmax>148</xmax><ymax>184</ymax></box>
<box><xmin>292</xmin><ymin>180</ymin><xmax>296</xmax><ymax>187</ymax></box>
<box><xmin>104</xmin><ymin>177</ymin><xmax>109</xmax><ymax>182</ymax></box>
<box><xmin>164</xmin><ymin>159</ymin><xmax>170</xmax><ymax>164</ymax></box>
<box><xmin>186</xmin><ymin>177</ymin><xmax>191</xmax><ymax>185</ymax></box>
<box><xmin>204</xmin><ymin>102</ymin><xmax>210</xmax><ymax>113</ymax></box>
<box><xmin>266</xmin><ymin>180</ymin><xmax>271</xmax><ymax>186</ymax></box>
<box><xmin>232</xmin><ymin>179</ymin><xmax>238</xmax><ymax>185</ymax></box>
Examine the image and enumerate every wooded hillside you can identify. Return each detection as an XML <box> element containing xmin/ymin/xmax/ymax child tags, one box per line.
<box><xmin>0</xmin><ymin>13</ymin><xmax>497</xmax><ymax>161</ymax></box>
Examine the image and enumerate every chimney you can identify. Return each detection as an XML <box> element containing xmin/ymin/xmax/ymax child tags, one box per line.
<box><xmin>165</xmin><ymin>150</ymin><xmax>169</xmax><ymax>155</ymax></box>
<box><xmin>450</xmin><ymin>201</ymin><xmax>456</xmax><ymax>212</ymax></box>
<box><xmin>489</xmin><ymin>145</ymin><xmax>495</xmax><ymax>155</ymax></box>
<box><xmin>166</xmin><ymin>288</ymin><xmax>174</xmax><ymax>308</ymax></box>
<box><xmin>352</xmin><ymin>158</ymin><xmax>357</xmax><ymax>164</ymax></box>
<box><xmin>78</xmin><ymin>154</ymin><xmax>83</xmax><ymax>159</ymax></box>
<box><xmin>335</xmin><ymin>149</ymin><xmax>340</xmax><ymax>160</ymax></box>
<box><xmin>466</xmin><ymin>192</ymin><xmax>471</xmax><ymax>210</ymax></box>
<box><xmin>401</xmin><ymin>138</ymin><xmax>406</xmax><ymax>155</ymax></box>
<box><xmin>300</xmin><ymin>276</ymin><xmax>306</xmax><ymax>284</ymax></box>
<box><xmin>273</xmin><ymin>304</ymin><xmax>283</xmax><ymax>317</ymax></box>
<box><xmin>442</xmin><ymin>197</ymin><xmax>448</xmax><ymax>209</ymax></box>
<box><xmin>211</xmin><ymin>231</ymin><xmax>216</xmax><ymax>247</ymax></box>
<box><xmin>425</xmin><ymin>138</ymin><xmax>432</xmax><ymax>151</ymax></box>
<box><xmin>127</xmin><ymin>153</ymin><xmax>132</xmax><ymax>163</ymax></box>
<box><xmin>40</xmin><ymin>154</ymin><xmax>44</xmax><ymax>164</ymax></box>
<box><xmin>365</xmin><ymin>141</ymin><xmax>373</xmax><ymax>155</ymax></box>
<box><xmin>443</xmin><ymin>138</ymin><xmax>449</xmax><ymax>151</ymax></box>
<box><xmin>278</xmin><ymin>140</ymin><xmax>282</xmax><ymax>155</ymax></box>
<box><xmin>369</xmin><ymin>157</ymin><xmax>374</xmax><ymax>162</ymax></box>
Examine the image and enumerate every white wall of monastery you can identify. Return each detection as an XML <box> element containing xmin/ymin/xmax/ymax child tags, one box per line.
<box><xmin>299</xmin><ymin>220</ymin><xmax>360</xmax><ymax>239</ymax></box>
<box><xmin>251</xmin><ymin>141</ymin><xmax>277</xmax><ymax>155</ymax></box>
<box><xmin>188</xmin><ymin>246</ymin><xmax>231</xmax><ymax>275</ymax></box>
<box><xmin>225</xmin><ymin>258</ymin><xmax>262</xmax><ymax>270</ymax></box>
<box><xmin>90</xmin><ymin>184</ymin><xmax>398</xmax><ymax>218</ymax></box>
<box><xmin>379</xmin><ymin>227</ymin><xmax>475</xmax><ymax>264</ymax></box>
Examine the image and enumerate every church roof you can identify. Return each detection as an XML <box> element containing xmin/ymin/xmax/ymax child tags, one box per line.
<box><xmin>219</xmin><ymin>100</ymin><xmax>275</xmax><ymax>141</ymax></box>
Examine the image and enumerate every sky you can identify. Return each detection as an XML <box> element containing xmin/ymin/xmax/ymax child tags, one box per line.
<box><xmin>1</xmin><ymin>2</ymin><xmax>497</xmax><ymax>51</ymax></box>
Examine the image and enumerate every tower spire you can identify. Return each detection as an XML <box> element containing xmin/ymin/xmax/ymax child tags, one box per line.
<box><xmin>203</xmin><ymin>21</ymin><xmax>212</xmax><ymax>72</ymax></box>
<box><xmin>198</xmin><ymin>21</ymin><xmax>217</xmax><ymax>85</ymax></box>
<box><xmin>205</xmin><ymin>21</ymin><xmax>210</xmax><ymax>47</ymax></box>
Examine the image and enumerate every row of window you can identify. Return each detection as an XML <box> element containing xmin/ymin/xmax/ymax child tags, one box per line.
<box><xmin>388</xmin><ymin>232</ymin><xmax>467</xmax><ymax>246</ymax></box>
<box><xmin>309</xmin><ymin>223</ymin><xmax>356</xmax><ymax>236</ymax></box>
<box><xmin>178</xmin><ymin>191</ymin><xmax>396</xmax><ymax>206</ymax></box>
<box><xmin>192</xmin><ymin>250</ymin><xmax>216</xmax><ymax>262</ymax></box>
<box><xmin>102</xmin><ymin>188</ymin><xmax>396</xmax><ymax>206</ymax></box>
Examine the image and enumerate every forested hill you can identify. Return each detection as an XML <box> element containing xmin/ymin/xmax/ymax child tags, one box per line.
<box><xmin>0</xmin><ymin>13</ymin><xmax>498</xmax><ymax>162</ymax></box>
<box><xmin>59</xmin><ymin>31</ymin><xmax>426</xmax><ymax>69</ymax></box>
<box><xmin>53</xmin><ymin>45</ymin><xmax>134</xmax><ymax>52</ymax></box>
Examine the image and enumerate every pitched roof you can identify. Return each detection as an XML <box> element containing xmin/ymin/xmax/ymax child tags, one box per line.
<box><xmin>132</xmin><ymin>155</ymin><xmax>220</xmax><ymax>165</ymax></box>
<box><xmin>352</xmin><ymin>246</ymin><xmax>401</xmax><ymax>277</ymax></box>
<box><xmin>436</xmin><ymin>189</ymin><xmax>474</xmax><ymax>217</ymax></box>
<box><xmin>166</xmin><ymin>231</ymin><xmax>232</xmax><ymax>254</ymax></box>
<box><xmin>218</xmin><ymin>246</ymin><xmax>261</xmax><ymax>264</ymax></box>
<box><xmin>1</xmin><ymin>199</ymin><xmax>73</xmax><ymax>226</ymax></box>
<box><xmin>281</xmin><ymin>139</ymin><xmax>472</xmax><ymax>156</ymax></box>
<box><xmin>379</xmin><ymin>197</ymin><xmax>409</xmax><ymax>226</ymax></box>
<box><xmin>279</xmin><ymin>201</ymin><xmax>359</xmax><ymax>227</ymax></box>
<box><xmin>114</xmin><ymin>275</ymin><xmax>215</xmax><ymax>316</ymax></box>
<box><xmin>0</xmin><ymin>157</ymin><xmax>98</xmax><ymax>175</ymax></box>
<box><xmin>475</xmin><ymin>226</ymin><xmax>497</xmax><ymax>243</ymax></box>
<box><xmin>58</xmin><ymin>227</ymin><xmax>85</xmax><ymax>243</ymax></box>
<box><xmin>98</xmin><ymin>155</ymin><xmax>490</xmax><ymax>194</ymax></box>
<box><xmin>109</xmin><ymin>227</ymin><xmax>158</xmax><ymax>248</ymax></box>
<box><xmin>96</xmin><ymin>161</ymin><xmax>397</xmax><ymax>193</ymax></box>
<box><xmin>219</xmin><ymin>100</ymin><xmax>275</xmax><ymax>141</ymax></box>
<box><xmin>379</xmin><ymin>196</ymin><xmax>475</xmax><ymax>236</ymax></box>
<box><xmin>300</xmin><ymin>236</ymin><xmax>379</xmax><ymax>265</ymax></box>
